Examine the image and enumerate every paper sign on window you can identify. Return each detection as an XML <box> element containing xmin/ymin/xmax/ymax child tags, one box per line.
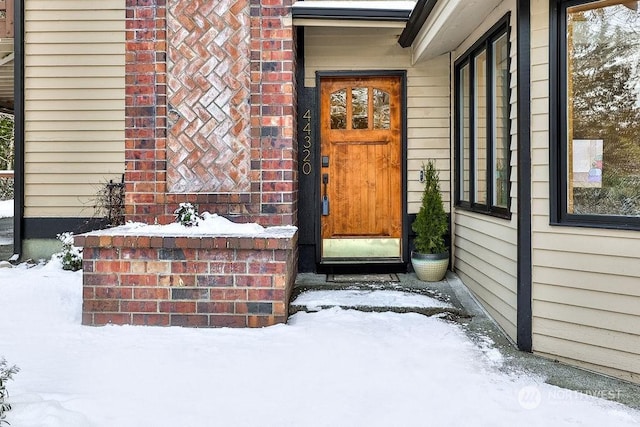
<box><xmin>572</xmin><ymin>139</ymin><xmax>603</xmax><ymax>188</ymax></box>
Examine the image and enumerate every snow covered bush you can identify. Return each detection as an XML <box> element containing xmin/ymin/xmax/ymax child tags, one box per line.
<box><xmin>55</xmin><ymin>232</ymin><xmax>83</xmax><ymax>271</ymax></box>
<box><xmin>174</xmin><ymin>202</ymin><xmax>200</xmax><ymax>227</ymax></box>
<box><xmin>0</xmin><ymin>357</ymin><xmax>19</xmax><ymax>426</ymax></box>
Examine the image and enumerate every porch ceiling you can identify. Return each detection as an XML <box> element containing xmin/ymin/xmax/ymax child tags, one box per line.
<box><xmin>408</xmin><ymin>0</ymin><xmax>502</xmax><ymax>63</ymax></box>
<box><xmin>292</xmin><ymin>0</ymin><xmax>415</xmax><ymax>28</ymax></box>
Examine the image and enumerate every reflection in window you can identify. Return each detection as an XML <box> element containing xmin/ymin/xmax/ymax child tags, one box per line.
<box><xmin>373</xmin><ymin>89</ymin><xmax>390</xmax><ymax>129</ymax></box>
<box><xmin>330</xmin><ymin>89</ymin><xmax>346</xmax><ymax>129</ymax></box>
<box><xmin>459</xmin><ymin>65</ymin><xmax>471</xmax><ymax>202</ymax></box>
<box><xmin>565</xmin><ymin>1</ymin><xmax>640</xmax><ymax>217</ymax></box>
<box><xmin>352</xmin><ymin>87</ymin><xmax>368</xmax><ymax>129</ymax></box>
<box><xmin>454</xmin><ymin>17</ymin><xmax>510</xmax><ymax>218</ymax></box>
<box><xmin>474</xmin><ymin>50</ymin><xmax>488</xmax><ymax>205</ymax></box>
<box><xmin>493</xmin><ymin>34</ymin><xmax>509</xmax><ymax>208</ymax></box>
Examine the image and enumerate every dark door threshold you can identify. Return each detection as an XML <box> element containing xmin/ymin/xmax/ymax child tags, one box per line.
<box><xmin>317</xmin><ymin>262</ymin><xmax>407</xmax><ymax>275</ymax></box>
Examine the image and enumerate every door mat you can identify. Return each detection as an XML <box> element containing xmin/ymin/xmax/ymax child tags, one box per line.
<box><xmin>327</xmin><ymin>273</ymin><xmax>400</xmax><ymax>283</ymax></box>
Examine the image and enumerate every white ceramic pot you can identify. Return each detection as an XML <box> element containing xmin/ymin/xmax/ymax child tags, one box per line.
<box><xmin>411</xmin><ymin>251</ymin><xmax>449</xmax><ymax>282</ymax></box>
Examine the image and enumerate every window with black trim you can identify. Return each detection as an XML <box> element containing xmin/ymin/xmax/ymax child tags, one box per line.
<box><xmin>552</xmin><ymin>0</ymin><xmax>640</xmax><ymax>229</ymax></box>
<box><xmin>454</xmin><ymin>16</ymin><xmax>511</xmax><ymax>218</ymax></box>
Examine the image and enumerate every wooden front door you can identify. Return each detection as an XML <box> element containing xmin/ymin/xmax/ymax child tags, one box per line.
<box><xmin>320</xmin><ymin>76</ymin><xmax>402</xmax><ymax>262</ymax></box>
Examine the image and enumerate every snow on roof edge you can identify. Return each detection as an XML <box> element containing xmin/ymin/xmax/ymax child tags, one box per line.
<box><xmin>292</xmin><ymin>1</ymin><xmax>416</xmax><ymax>12</ymax></box>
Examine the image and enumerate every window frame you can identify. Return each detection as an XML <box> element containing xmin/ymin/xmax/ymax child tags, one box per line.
<box><xmin>550</xmin><ymin>0</ymin><xmax>640</xmax><ymax>230</ymax></box>
<box><xmin>454</xmin><ymin>14</ymin><xmax>512</xmax><ymax>219</ymax></box>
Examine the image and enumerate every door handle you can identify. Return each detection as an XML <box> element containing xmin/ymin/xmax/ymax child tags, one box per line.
<box><xmin>322</xmin><ymin>173</ymin><xmax>329</xmax><ymax>215</ymax></box>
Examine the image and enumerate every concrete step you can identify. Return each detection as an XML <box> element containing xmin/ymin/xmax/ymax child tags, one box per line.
<box><xmin>290</xmin><ymin>276</ymin><xmax>471</xmax><ymax>320</ymax></box>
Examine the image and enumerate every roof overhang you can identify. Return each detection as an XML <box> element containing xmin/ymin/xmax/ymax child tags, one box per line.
<box><xmin>292</xmin><ymin>1</ymin><xmax>415</xmax><ymax>28</ymax></box>
<box><xmin>399</xmin><ymin>0</ymin><xmax>503</xmax><ymax>63</ymax></box>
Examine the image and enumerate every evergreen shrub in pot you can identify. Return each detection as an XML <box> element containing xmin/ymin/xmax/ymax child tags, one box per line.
<box><xmin>411</xmin><ymin>160</ymin><xmax>449</xmax><ymax>281</ymax></box>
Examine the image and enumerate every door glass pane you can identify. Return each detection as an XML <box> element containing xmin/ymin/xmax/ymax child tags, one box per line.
<box><xmin>459</xmin><ymin>64</ymin><xmax>471</xmax><ymax>202</ymax></box>
<box><xmin>373</xmin><ymin>89</ymin><xmax>390</xmax><ymax>129</ymax></box>
<box><xmin>330</xmin><ymin>89</ymin><xmax>347</xmax><ymax>129</ymax></box>
<box><xmin>474</xmin><ymin>50</ymin><xmax>487</xmax><ymax>205</ymax></box>
<box><xmin>493</xmin><ymin>34</ymin><xmax>509</xmax><ymax>208</ymax></box>
<box><xmin>352</xmin><ymin>87</ymin><xmax>368</xmax><ymax>129</ymax></box>
<box><xmin>566</xmin><ymin>2</ymin><xmax>640</xmax><ymax>216</ymax></box>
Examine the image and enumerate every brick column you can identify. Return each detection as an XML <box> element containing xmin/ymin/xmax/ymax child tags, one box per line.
<box><xmin>250</xmin><ymin>0</ymin><xmax>298</xmax><ymax>226</ymax></box>
<box><xmin>125</xmin><ymin>0</ymin><xmax>297</xmax><ymax>227</ymax></box>
<box><xmin>125</xmin><ymin>0</ymin><xmax>167</xmax><ymax>222</ymax></box>
<box><xmin>94</xmin><ymin>0</ymin><xmax>300</xmax><ymax>330</ymax></box>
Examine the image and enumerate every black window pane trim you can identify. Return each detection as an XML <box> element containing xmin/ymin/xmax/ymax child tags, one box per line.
<box><xmin>454</xmin><ymin>14</ymin><xmax>512</xmax><ymax>220</ymax></box>
<box><xmin>550</xmin><ymin>0</ymin><xmax>640</xmax><ymax>230</ymax></box>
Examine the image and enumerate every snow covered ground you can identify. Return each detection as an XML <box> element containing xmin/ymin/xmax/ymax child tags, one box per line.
<box><xmin>0</xmin><ymin>261</ymin><xmax>639</xmax><ymax>426</ymax></box>
<box><xmin>0</xmin><ymin>199</ymin><xmax>12</xmax><ymax>218</ymax></box>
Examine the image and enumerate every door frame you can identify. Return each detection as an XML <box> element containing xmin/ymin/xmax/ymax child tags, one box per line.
<box><xmin>314</xmin><ymin>70</ymin><xmax>408</xmax><ymax>266</ymax></box>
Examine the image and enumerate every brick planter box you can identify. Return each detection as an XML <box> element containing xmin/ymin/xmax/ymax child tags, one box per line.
<box><xmin>75</xmin><ymin>227</ymin><xmax>297</xmax><ymax>328</ymax></box>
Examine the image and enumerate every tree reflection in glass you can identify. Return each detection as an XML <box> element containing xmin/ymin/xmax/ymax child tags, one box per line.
<box><xmin>330</xmin><ymin>89</ymin><xmax>347</xmax><ymax>129</ymax></box>
<box><xmin>567</xmin><ymin>2</ymin><xmax>640</xmax><ymax>216</ymax></box>
<box><xmin>374</xmin><ymin>89</ymin><xmax>390</xmax><ymax>129</ymax></box>
<box><xmin>352</xmin><ymin>87</ymin><xmax>368</xmax><ymax>129</ymax></box>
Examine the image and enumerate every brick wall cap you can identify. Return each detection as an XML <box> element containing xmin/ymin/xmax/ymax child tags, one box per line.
<box><xmin>76</xmin><ymin>227</ymin><xmax>297</xmax><ymax>249</ymax></box>
<box><xmin>78</xmin><ymin>223</ymin><xmax>296</xmax><ymax>238</ymax></box>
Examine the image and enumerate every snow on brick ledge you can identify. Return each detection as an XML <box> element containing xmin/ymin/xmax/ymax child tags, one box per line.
<box><xmin>74</xmin><ymin>218</ymin><xmax>298</xmax><ymax>328</ymax></box>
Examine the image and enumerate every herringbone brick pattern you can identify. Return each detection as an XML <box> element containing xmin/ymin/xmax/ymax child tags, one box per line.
<box><xmin>167</xmin><ymin>0</ymin><xmax>251</xmax><ymax>193</ymax></box>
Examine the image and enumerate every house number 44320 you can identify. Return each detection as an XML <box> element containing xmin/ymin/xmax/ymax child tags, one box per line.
<box><xmin>301</xmin><ymin>109</ymin><xmax>312</xmax><ymax>175</ymax></box>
